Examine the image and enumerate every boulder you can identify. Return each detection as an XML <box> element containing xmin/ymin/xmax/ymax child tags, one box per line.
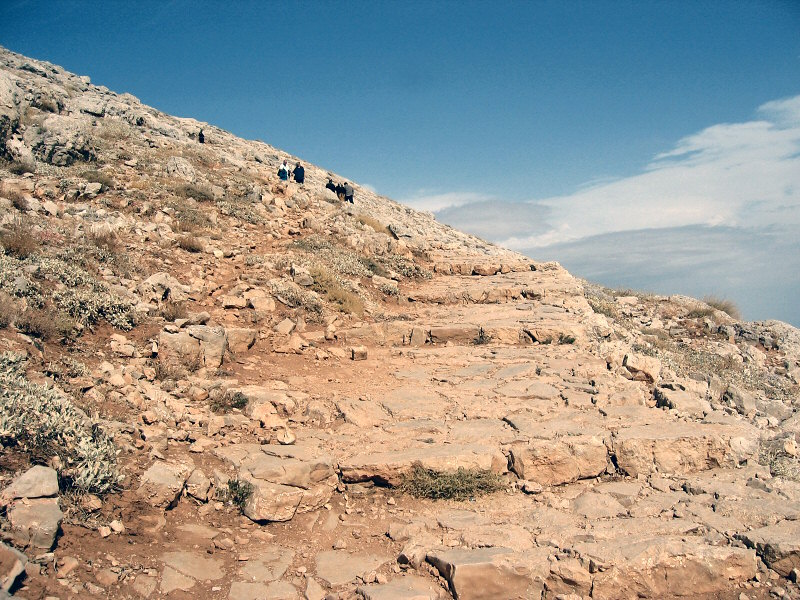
<box><xmin>737</xmin><ymin>520</ymin><xmax>800</xmax><ymax>577</ymax></box>
<box><xmin>0</xmin><ymin>541</ymin><xmax>27</xmax><ymax>592</ymax></box>
<box><xmin>226</xmin><ymin>327</ymin><xmax>257</xmax><ymax>353</ymax></box>
<box><xmin>509</xmin><ymin>435</ymin><xmax>608</xmax><ymax>486</ymax></box>
<box><xmin>136</xmin><ymin>460</ymin><xmax>193</xmax><ymax>509</ymax></box>
<box><xmin>426</xmin><ymin>547</ymin><xmax>549</xmax><ymax>600</ymax></box>
<box><xmin>7</xmin><ymin>497</ymin><xmax>63</xmax><ymax>550</ymax></box>
<box><xmin>137</xmin><ymin>272</ymin><xmax>191</xmax><ymax>303</ymax></box>
<box><xmin>2</xmin><ymin>465</ymin><xmax>59</xmax><ymax>500</ymax></box>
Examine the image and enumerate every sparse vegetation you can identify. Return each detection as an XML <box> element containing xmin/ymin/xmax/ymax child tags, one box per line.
<box><xmin>474</xmin><ymin>328</ymin><xmax>491</xmax><ymax>345</ymax></box>
<box><xmin>6</xmin><ymin>189</ymin><xmax>29</xmax><ymax>211</ymax></box>
<box><xmin>216</xmin><ymin>478</ymin><xmax>254</xmax><ymax>512</ymax></box>
<box><xmin>399</xmin><ymin>464</ymin><xmax>505</xmax><ymax>501</ymax></box>
<box><xmin>1</xmin><ymin>218</ymin><xmax>41</xmax><ymax>258</ymax></box>
<box><xmin>211</xmin><ymin>390</ymin><xmax>248</xmax><ymax>414</ymax></box>
<box><xmin>702</xmin><ymin>295</ymin><xmax>741</xmax><ymax>320</ymax></box>
<box><xmin>558</xmin><ymin>333</ymin><xmax>576</xmax><ymax>344</ymax></box>
<box><xmin>178</xmin><ymin>234</ymin><xmax>204</xmax><ymax>253</ymax></box>
<box><xmin>0</xmin><ymin>352</ymin><xmax>120</xmax><ymax>493</ymax></box>
<box><xmin>269</xmin><ymin>279</ymin><xmax>323</xmax><ymax>318</ymax></box>
<box><xmin>81</xmin><ymin>169</ymin><xmax>115</xmax><ymax>190</ymax></box>
<box><xmin>759</xmin><ymin>439</ymin><xmax>800</xmax><ymax>482</ymax></box>
<box><xmin>15</xmin><ymin>307</ymin><xmax>75</xmax><ymax>340</ymax></box>
<box><xmin>310</xmin><ymin>267</ymin><xmax>364</xmax><ymax>315</ymax></box>
<box><xmin>357</xmin><ymin>214</ymin><xmax>390</xmax><ymax>235</ymax></box>
<box><xmin>176</xmin><ymin>183</ymin><xmax>214</xmax><ymax>202</ymax></box>
<box><xmin>7</xmin><ymin>160</ymin><xmax>35</xmax><ymax>175</ymax></box>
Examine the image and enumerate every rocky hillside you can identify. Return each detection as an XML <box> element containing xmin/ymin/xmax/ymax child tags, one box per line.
<box><xmin>1</xmin><ymin>45</ymin><xmax>799</xmax><ymax>600</ymax></box>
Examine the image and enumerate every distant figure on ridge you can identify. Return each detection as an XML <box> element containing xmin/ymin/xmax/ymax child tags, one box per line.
<box><xmin>198</xmin><ymin>129</ymin><xmax>204</xmax><ymax>144</ymax></box>
<box><xmin>292</xmin><ymin>162</ymin><xmax>305</xmax><ymax>184</ymax></box>
<box><xmin>278</xmin><ymin>160</ymin><xmax>290</xmax><ymax>181</ymax></box>
<box><xmin>343</xmin><ymin>182</ymin><xmax>354</xmax><ymax>204</ymax></box>
<box><xmin>325</xmin><ymin>178</ymin><xmax>337</xmax><ymax>195</ymax></box>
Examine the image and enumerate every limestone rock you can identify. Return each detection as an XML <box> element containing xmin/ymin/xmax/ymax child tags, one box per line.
<box><xmin>357</xmin><ymin>575</ymin><xmax>439</xmax><ymax>600</ymax></box>
<box><xmin>737</xmin><ymin>520</ymin><xmax>800</xmax><ymax>577</ymax></box>
<box><xmin>7</xmin><ymin>497</ymin><xmax>63</xmax><ymax>550</ymax></box>
<box><xmin>315</xmin><ymin>550</ymin><xmax>390</xmax><ymax>587</ymax></box>
<box><xmin>136</xmin><ymin>460</ymin><xmax>193</xmax><ymax>508</ymax></box>
<box><xmin>0</xmin><ymin>542</ymin><xmax>27</xmax><ymax>593</ymax></box>
<box><xmin>2</xmin><ymin>465</ymin><xmax>58</xmax><ymax>500</ymax></box>
<box><xmin>509</xmin><ymin>435</ymin><xmax>608</xmax><ymax>486</ymax></box>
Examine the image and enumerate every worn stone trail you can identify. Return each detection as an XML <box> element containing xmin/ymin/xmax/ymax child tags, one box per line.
<box><xmin>1</xmin><ymin>45</ymin><xmax>799</xmax><ymax>599</ymax></box>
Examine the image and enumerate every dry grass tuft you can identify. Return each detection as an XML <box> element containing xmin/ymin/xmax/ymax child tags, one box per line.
<box><xmin>310</xmin><ymin>267</ymin><xmax>364</xmax><ymax>315</ymax></box>
<box><xmin>159</xmin><ymin>301</ymin><xmax>188</xmax><ymax>322</ymax></box>
<box><xmin>702</xmin><ymin>296</ymin><xmax>741</xmax><ymax>320</ymax></box>
<box><xmin>178</xmin><ymin>234</ymin><xmax>204</xmax><ymax>253</ymax></box>
<box><xmin>400</xmin><ymin>464</ymin><xmax>505</xmax><ymax>501</ymax></box>
<box><xmin>15</xmin><ymin>307</ymin><xmax>75</xmax><ymax>340</ymax></box>
<box><xmin>1</xmin><ymin>218</ymin><xmax>40</xmax><ymax>258</ymax></box>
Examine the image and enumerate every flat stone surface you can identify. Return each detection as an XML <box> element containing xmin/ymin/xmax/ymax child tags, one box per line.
<box><xmin>160</xmin><ymin>565</ymin><xmax>195</xmax><ymax>594</ymax></box>
<box><xmin>315</xmin><ymin>550</ymin><xmax>390</xmax><ymax>587</ymax></box>
<box><xmin>737</xmin><ymin>520</ymin><xmax>800</xmax><ymax>576</ymax></box>
<box><xmin>229</xmin><ymin>580</ymin><xmax>298</xmax><ymax>600</ymax></box>
<box><xmin>237</xmin><ymin>545</ymin><xmax>294</xmax><ymax>582</ymax></box>
<box><xmin>357</xmin><ymin>575</ymin><xmax>439</xmax><ymax>600</ymax></box>
<box><xmin>161</xmin><ymin>550</ymin><xmax>224</xmax><ymax>581</ymax></box>
<box><xmin>3</xmin><ymin>465</ymin><xmax>59</xmax><ymax>499</ymax></box>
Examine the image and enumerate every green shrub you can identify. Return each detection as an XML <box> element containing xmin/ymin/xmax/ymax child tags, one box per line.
<box><xmin>399</xmin><ymin>464</ymin><xmax>504</xmax><ymax>501</ymax></box>
<box><xmin>52</xmin><ymin>287</ymin><xmax>136</xmax><ymax>330</ymax></box>
<box><xmin>0</xmin><ymin>352</ymin><xmax>120</xmax><ymax>493</ymax></box>
<box><xmin>216</xmin><ymin>478</ymin><xmax>254</xmax><ymax>512</ymax></box>
<box><xmin>558</xmin><ymin>333</ymin><xmax>576</xmax><ymax>344</ymax></box>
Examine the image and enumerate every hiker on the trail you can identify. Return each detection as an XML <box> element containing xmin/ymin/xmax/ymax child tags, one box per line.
<box><xmin>334</xmin><ymin>182</ymin><xmax>345</xmax><ymax>201</ymax></box>
<box><xmin>292</xmin><ymin>162</ymin><xmax>305</xmax><ymax>184</ymax></box>
<box><xmin>278</xmin><ymin>160</ymin><xmax>290</xmax><ymax>181</ymax></box>
<box><xmin>198</xmin><ymin>129</ymin><xmax>205</xmax><ymax>144</ymax></box>
<box><xmin>343</xmin><ymin>181</ymin><xmax>354</xmax><ymax>204</ymax></box>
<box><xmin>325</xmin><ymin>178</ymin><xmax>337</xmax><ymax>194</ymax></box>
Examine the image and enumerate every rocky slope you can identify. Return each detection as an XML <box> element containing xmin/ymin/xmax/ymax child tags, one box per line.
<box><xmin>1</xmin><ymin>45</ymin><xmax>799</xmax><ymax>600</ymax></box>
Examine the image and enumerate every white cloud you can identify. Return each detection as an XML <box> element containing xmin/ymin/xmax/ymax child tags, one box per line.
<box><xmin>400</xmin><ymin>191</ymin><xmax>493</xmax><ymax>212</ymax></box>
<box><xmin>504</xmin><ymin>94</ymin><xmax>800</xmax><ymax>249</ymax></box>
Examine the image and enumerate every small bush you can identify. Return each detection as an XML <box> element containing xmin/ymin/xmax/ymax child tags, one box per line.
<box><xmin>15</xmin><ymin>307</ymin><xmax>75</xmax><ymax>340</ymax></box>
<box><xmin>269</xmin><ymin>280</ymin><xmax>323</xmax><ymax>317</ymax></box>
<box><xmin>357</xmin><ymin>214</ymin><xmax>390</xmax><ymax>235</ymax></box>
<box><xmin>558</xmin><ymin>333</ymin><xmax>576</xmax><ymax>345</ymax></box>
<box><xmin>81</xmin><ymin>169</ymin><xmax>115</xmax><ymax>190</ymax></box>
<box><xmin>474</xmin><ymin>328</ymin><xmax>491</xmax><ymax>345</ymax></box>
<box><xmin>211</xmin><ymin>390</ymin><xmax>248</xmax><ymax>414</ymax></box>
<box><xmin>310</xmin><ymin>267</ymin><xmax>364</xmax><ymax>315</ymax></box>
<box><xmin>216</xmin><ymin>478</ymin><xmax>254</xmax><ymax>512</ymax></box>
<box><xmin>0</xmin><ymin>218</ymin><xmax>40</xmax><ymax>258</ymax></box>
<box><xmin>400</xmin><ymin>464</ymin><xmax>505</xmax><ymax>501</ymax></box>
<box><xmin>159</xmin><ymin>301</ymin><xmax>188</xmax><ymax>322</ymax></box>
<box><xmin>360</xmin><ymin>257</ymin><xmax>391</xmax><ymax>279</ymax></box>
<box><xmin>7</xmin><ymin>161</ymin><xmax>35</xmax><ymax>175</ymax></box>
<box><xmin>178</xmin><ymin>234</ymin><xmax>204</xmax><ymax>253</ymax></box>
<box><xmin>177</xmin><ymin>183</ymin><xmax>214</xmax><ymax>202</ymax></box>
<box><xmin>759</xmin><ymin>439</ymin><xmax>800</xmax><ymax>482</ymax></box>
<box><xmin>702</xmin><ymin>296</ymin><xmax>741</xmax><ymax>320</ymax></box>
<box><xmin>0</xmin><ymin>291</ymin><xmax>15</xmax><ymax>328</ymax></box>
<box><xmin>0</xmin><ymin>352</ymin><xmax>121</xmax><ymax>493</ymax></box>
<box><xmin>52</xmin><ymin>287</ymin><xmax>136</xmax><ymax>330</ymax></box>
<box><xmin>153</xmin><ymin>358</ymin><xmax>186</xmax><ymax>382</ymax></box>
<box><xmin>86</xmin><ymin>228</ymin><xmax>120</xmax><ymax>252</ymax></box>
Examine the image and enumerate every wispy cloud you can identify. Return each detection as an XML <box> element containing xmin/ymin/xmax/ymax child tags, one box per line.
<box><xmin>502</xmin><ymin>94</ymin><xmax>800</xmax><ymax>249</ymax></box>
<box><xmin>400</xmin><ymin>191</ymin><xmax>493</xmax><ymax>213</ymax></box>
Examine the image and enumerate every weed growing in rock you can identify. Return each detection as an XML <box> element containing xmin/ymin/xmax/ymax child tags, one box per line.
<box><xmin>216</xmin><ymin>478</ymin><xmax>254</xmax><ymax>512</ymax></box>
<box><xmin>399</xmin><ymin>464</ymin><xmax>504</xmax><ymax>501</ymax></box>
<box><xmin>0</xmin><ymin>352</ymin><xmax>121</xmax><ymax>494</ymax></box>
<box><xmin>159</xmin><ymin>301</ymin><xmax>188</xmax><ymax>322</ymax></box>
<box><xmin>558</xmin><ymin>333</ymin><xmax>576</xmax><ymax>344</ymax></box>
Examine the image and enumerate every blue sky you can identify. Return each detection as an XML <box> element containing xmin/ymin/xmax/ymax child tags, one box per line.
<box><xmin>2</xmin><ymin>1</ymin><xmax>799</xmax><ymax>325</ymax></box>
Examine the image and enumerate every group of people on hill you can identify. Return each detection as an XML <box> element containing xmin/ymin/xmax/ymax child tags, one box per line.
<box><xmin>326</xmin><ymin>178</ymin><xmax>354</xmax><ymax>204</ymax></box>
<box><xmin>278</xmin><ymin>160</ymin><xmax>304</xmax><ymax>184</ymax></box>
<box><xmin>275</xmin><ymin>159</ymin><xmax>354</xmax><ymax>203</ymax></box>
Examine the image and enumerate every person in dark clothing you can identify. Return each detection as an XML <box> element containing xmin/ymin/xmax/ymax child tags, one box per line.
<box><xmin>292</xmin><ymin>162</ymin><xmax>305</xmax><ymax>184</ymax></box>
<box><xmin>325</xmin><ymin>178</ymin><xmax>337</xmax><ymax>194</ymax></box>
<box><xmin>334</xmin><ymin>183</ymin><xmax>345</xmax><ymax>202</ymax></box>
<box><xmin>278</xmin><ymin>160</ymin><xmax>290</xmax><ymax>181</ymax></box>
<box><xmin>198</xmin><ymin>129</ymin><xmax>205</xmax><ymax>144</ymax></box>
<box><xmin>343</xmin><ymin>182</ymin><xmax>354</xmax><ymax>204</ymax></box>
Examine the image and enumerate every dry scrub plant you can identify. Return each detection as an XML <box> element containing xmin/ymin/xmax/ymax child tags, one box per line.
<box><xmin>0</xmin><ymin>352</ymin><xmax>120</xmax><ymax>493</ymax></box>
<box><xmin>399</xmin><ymin>464</ymin><xmax>505</xmax><ymax>501</ymax></box>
